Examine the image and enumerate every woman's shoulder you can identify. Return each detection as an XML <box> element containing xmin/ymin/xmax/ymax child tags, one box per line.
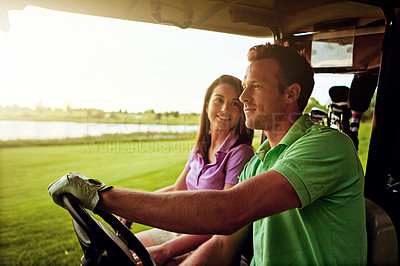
<box><xmin>229</xmin><ymin>143</ymin><xmax>254</xmax><ymax>156</ymax></box>
<box><xmin>224</xmin><ymin>143</ymin><xmax>254</xmax><ymax>168</ymax></box>
<box><xmin>186</xmin><ymin>146</ymin><xmax>198</xmax><ymax>161</ymax></box>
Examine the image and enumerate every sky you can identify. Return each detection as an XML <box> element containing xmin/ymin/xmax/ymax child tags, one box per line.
<box><xmin>0</xmin><ymin>6</ymin><xmax>354</xmax><ymax>113</ymax></box>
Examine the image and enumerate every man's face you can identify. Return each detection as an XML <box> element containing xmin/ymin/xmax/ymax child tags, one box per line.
<box><xmin>240</xmin><ymin>58</ymin><xmax>288</xmax><ymax>131</ymax></box>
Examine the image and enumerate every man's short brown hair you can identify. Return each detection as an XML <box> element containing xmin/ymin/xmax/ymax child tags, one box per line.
<box><xmin>247</xmin><ymin>43</ymin><xmax>314</xmax><ymax>112</ymax></box>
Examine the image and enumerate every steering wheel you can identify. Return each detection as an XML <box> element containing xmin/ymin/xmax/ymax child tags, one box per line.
<box><xmin>61</xmin><ymin>193</ymin><xmax>156</xmax><ymax>266</ymax></box>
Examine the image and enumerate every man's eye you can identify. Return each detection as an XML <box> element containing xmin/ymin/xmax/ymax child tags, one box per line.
<box><xmin>231</xmin><ymin>102</ymin><xmax>240</xmax><ymax>107</ymax></box>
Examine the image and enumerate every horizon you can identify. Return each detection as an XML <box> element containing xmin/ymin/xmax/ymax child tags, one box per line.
<box><xmin>0</xmin><ymin>102</ymin><xmax>200</xmax><ymax>114</ymax></box>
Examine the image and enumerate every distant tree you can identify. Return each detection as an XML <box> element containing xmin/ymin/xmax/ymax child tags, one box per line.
<box><xmin>96</xmin><ymin>110</ymin><xmax>105</xmax><ymax>118</ymax></box>
<box><xmin>65</xmin><ymin>103</ymin><xmax>72</xmax><ymax>113</ymax></box>
<box><xmin>144</xmin><ymin>109</ymin><xmax>155</xmax><ymax>114</ymax></box>
<box><xmin>11</xmin><ymin>104</ymin><xmax>21</xmax><ymax>111</ymax></box>
<box><xmin>156</xmin><ymin>113</ymin><xmax>162</xmax><ymax>120</ymax></box>
<box><xmin>171</xmin><ymin>111</ymin><xmax>179</xmax><ymax>118</ymax></box>
<box><xmin>36</xmin><ymin>101</ymin><xmax>45</xmax><ymax>113</ymax></box>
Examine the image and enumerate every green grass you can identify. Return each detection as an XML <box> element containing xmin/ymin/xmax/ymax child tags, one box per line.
<box><xmin>0</xmin><ymin>139</ymin><xmax>195</xmax><ymax>265</ymax></box>
<box><xmin>357</xmin><ymin>121</ymin><xmax>372</xmax><ymax>172</ymax></box>
<box><xmin>0</xmin><ymin>131</ymin><xmax>198</xmax><ymax>148</ymax></box>
<box><xmin>0</xmin><ymin>122</ymin><xmax>372</xmax><ymax>265</ymax></box>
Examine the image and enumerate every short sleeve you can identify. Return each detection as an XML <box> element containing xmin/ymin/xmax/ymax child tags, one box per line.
<box><xmin>185</xmin><ymin>147</ymin><xmax>196</xmax><ymax>170</ymax></box>
<box><xmin>272</xmin><ymin>129</ymin><xmax>362</xmax><ymax>208</ymax></box>
<box><xmin>225</xmin><ymin>144</ymin><xmax>254</xmax><ymax>185</ymax></box>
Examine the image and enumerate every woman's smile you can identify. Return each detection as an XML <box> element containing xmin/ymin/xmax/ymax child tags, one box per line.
<box><xmin>217</xmin><ymin>114</ymin><xmax>231</xmax><ymax>120</ymax></box>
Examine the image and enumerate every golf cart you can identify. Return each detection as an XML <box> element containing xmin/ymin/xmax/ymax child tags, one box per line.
<box><xmin>4</xmin><ymin>0</ymin><xmax>399</xmax><ymax>264</ymax></box>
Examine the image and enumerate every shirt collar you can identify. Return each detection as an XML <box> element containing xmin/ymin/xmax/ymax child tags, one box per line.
<box><xmin>255</xmin><ymin>114</ymin><xmax>313</xmax><ymax>160</ymax></box>
<box><xmin>217</xmin><ymin>130</ymin><xmax>239</xmax><ymax>154</ymax></box>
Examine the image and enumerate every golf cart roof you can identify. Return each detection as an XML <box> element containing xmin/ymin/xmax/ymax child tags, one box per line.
<box><xmin>5</xmin><ymin>0</ymin><xmax>385</xmax><ymax>37</ymax></box>
<box><xmin>5</xmin><ymin>0</ymin><xmax>392</xmax><ymax>73</ymax></box>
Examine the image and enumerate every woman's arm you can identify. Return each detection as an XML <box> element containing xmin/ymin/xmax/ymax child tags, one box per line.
<box><xmin>145</xmin><ymin>234</ymin><xmax>213</xmax><ymax>265</ymax></box>
<box><xmin>156</xmin><ymin>168</ymin><xmax>189</xmax><ymax>192</ymax></box>
<box><xmin>223</xmin><ymin>183</ymin><xmax>235</xmax><ymax>190</ymax></box>
<box><xmin>181</xmin><ymin>225</ymin><xmax>252</xmax><ymax>266</ymax></box>
<box><xmin>149</xmin><ymin>182</ymin><xmax>235</xmax><ymax>264</ymax></box>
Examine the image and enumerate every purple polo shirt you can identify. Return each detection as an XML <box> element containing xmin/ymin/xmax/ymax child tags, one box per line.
<box><xmin>185</xmin><ymin>131</ymin><xmax>254</xmax><ymax>190</ymax></box>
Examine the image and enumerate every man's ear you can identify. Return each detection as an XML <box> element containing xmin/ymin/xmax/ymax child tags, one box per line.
<box><xmin>285</xmin><ymin>83</ymin><xmax>301</xmax><ymax>104</ymax></box>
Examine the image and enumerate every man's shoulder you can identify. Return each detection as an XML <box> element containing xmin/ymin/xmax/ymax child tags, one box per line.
<box><xmin>303</xmin><ymin>124</ymin><xmax>355</xmax><ymax>148</ymax></box>
<box><xmin>305</xmin><ymin>123</ymin><xmax>343</xmax><ymax>136</ymax></box>
<box><xmin>284</xmin><ymin>123</ymin><xmax>358</xmax><ymax>165</ymax></box>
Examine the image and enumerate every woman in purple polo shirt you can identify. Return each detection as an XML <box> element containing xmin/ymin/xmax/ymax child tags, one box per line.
<box><xmin>131</xmin><ymin>75</ymin><xmax>254</xmax><ymax>265</ymax></box>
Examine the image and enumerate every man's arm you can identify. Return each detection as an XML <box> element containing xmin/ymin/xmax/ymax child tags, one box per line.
<box><xmin>181</xmin><ymin>225</ymin><xmax>252</xmax><ymax>266</ymax></box>
<box><xmin>97</xmin><ymin>169</ymin><xmax>301</xmax><ymax>235</ymax></box>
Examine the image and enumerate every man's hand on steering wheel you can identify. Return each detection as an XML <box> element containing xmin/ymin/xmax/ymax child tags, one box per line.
<box><xmin>48</xmin><ymin>172</ymin><xmax>156</xmax><ymax>266</ymax></box>
<box><xmin>48</xmin><ymin>171</ymin><xmax>111</xmax><ymax>211</ymax></box>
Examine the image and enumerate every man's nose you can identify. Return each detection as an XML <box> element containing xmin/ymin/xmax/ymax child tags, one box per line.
<box><xmin>239</xmin><ymin>88</ymin><xmax>249</xmax><ymax>103</ymax></box>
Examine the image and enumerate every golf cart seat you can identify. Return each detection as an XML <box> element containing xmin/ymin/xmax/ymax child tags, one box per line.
<box><xmin>365</xmin><ymin>198</ymin><xmax>398</xmax><ymax>265</ymax></box>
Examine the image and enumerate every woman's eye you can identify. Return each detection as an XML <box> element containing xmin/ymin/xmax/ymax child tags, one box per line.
<box><xmin>231</xmin><ymin>102</ymin><xmax>240</xmax><ymax>107</ymax></box>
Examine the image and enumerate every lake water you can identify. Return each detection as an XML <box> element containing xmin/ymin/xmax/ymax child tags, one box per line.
<box><xmin>0</xmin><ymin>120</ymin><xmax>199</xmax><ymax>140</ymax></box>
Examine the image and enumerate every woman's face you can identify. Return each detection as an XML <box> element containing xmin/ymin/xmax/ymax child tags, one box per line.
<box><xmin>206</xmin><ymin>83</ymin><xmax>241</xmax><ymax>133</ymax></box>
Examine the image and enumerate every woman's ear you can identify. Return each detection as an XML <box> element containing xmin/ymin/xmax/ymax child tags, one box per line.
<box><xmin>285</xmin><ymin>83</ymin><xmax>301</xmax><ymax>104</ymax></box>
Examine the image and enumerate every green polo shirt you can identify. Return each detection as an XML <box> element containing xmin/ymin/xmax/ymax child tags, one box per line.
<box><xmin>240</xmin><ymin>115</ymin><xmax>367</xmax><ymax>265</ymax></box>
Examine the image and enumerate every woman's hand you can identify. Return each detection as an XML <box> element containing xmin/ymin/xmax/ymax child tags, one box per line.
<box><xmin>133</xmin><ymin>245</ymin><xmax>171</xmax><ymax>266</ymax></box>
<box><xmin>118</xmin><ymin>216</ymin><xmax>132</xmax><ymax>229</ymax></box>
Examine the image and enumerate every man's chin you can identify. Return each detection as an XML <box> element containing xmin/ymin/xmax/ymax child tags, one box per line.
<box><xmin>245</xmin><ymin>120</ymin><xmax>258</xmax><ymax>130</ymax></box>
<box><xmin>246</xmin><ymin>118</ymin><xmax>268</xmax><ymax>131</ymax></box>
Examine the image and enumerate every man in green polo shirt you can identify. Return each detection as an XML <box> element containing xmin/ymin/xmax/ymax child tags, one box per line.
<box><xmin>48</xmin><ymin>43</ymin><xmax>367</xmax><ymax>265</ymax></box>
<box><xmin>240</xmin><ymin>115</ymin><xmax>365</xmax><ymax>265</ymax></box>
